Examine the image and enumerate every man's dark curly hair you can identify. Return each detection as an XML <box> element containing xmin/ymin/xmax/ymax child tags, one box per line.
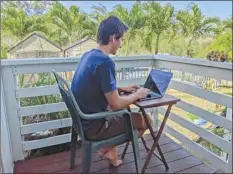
<box><xmin>97</xmin><ymin>15</ymin><xmax>128</xmax><ymax>45</ymax></box>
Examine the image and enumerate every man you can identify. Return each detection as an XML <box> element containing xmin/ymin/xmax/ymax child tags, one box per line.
<box><xmin>71</xmin><ymin>15</ymin><xmax>152</xmax><ymax>166</ymax></box>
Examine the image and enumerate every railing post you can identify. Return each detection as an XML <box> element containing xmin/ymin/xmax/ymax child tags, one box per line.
<box><xmin>226</xmin><ymin>108</ymin><xmax>232</xmax><ymax>173</ymax></box>
<box><xmin>1</xmin><ymin>66</ymin><xmax>24</xmax><ymax>161</ymax></box>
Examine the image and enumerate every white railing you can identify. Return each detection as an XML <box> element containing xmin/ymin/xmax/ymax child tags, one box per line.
<box><xmin>1</xmin><ymin>80</ymin><xmax>14</xmax><ymax>173</ymax></box>
<box><xmin>153</xmin><ymin>55</ymin><xmax>232</xmax><ymax>172</ymax></box>
<box><xmin>1</xmin><ymin>55</ymin><xmax>232</xmax><ymax>173</ymax></box>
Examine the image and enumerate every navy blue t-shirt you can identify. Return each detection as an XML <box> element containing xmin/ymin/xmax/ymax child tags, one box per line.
<box><xmin>71</xmin><ymin>49</ymin><xmax>117</xmax><ymax>131</ymax></box>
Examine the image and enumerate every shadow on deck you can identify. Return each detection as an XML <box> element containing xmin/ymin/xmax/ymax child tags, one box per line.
<box><xmin>14</xmin><ymin>134</ymin><xmax>216</xmax><ymax>173</ymax></box>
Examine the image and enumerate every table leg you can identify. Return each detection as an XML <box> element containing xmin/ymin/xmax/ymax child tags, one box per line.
<box><xmin>141</xmin><ymin>136</ymin><xmax>150</xmax><ymax>152</ymax></box>
<box><xmin>157</xmin><ymin>144</ymin><xmax>169</xmax><ymax>169</ymax></box>
<box><xmin>141</xmin><ymin>104</ymin><xmax>173</xmax><ymax>173</ymax></box>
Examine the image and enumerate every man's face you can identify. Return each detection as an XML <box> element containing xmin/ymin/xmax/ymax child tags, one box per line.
<box><xmin>110</xmin><ymin>34</ymin><xmax>125</xmax><ymax>55</ymax></box>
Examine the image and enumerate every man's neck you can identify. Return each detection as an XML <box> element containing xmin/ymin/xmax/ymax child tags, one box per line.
<box><xmin>97</xmin><ymin>45</ymin><xmax>111</xmax><ymax>56</ymax></box>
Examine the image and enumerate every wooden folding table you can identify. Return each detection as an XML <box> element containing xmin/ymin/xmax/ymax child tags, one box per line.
<box><xmin>121</xmin><ymin>95</ymin><xmax>180</xmax><ymax>173</ymax></box>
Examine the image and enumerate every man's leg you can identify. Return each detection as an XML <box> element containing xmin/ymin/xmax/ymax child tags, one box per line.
<box><xmin>130</xmin><ymin>112</ymin><xmax>153</xmax><ymax>137</ymax></box>
<box><xmin>86</xmin><ymin>112</ymin><xmax>152</xmax><ymax>166</ymax></box>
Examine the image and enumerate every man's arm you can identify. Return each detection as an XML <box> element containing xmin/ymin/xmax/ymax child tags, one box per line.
<box><xmin>96</xmin><ymin>61</ymin><xmax>148</xmax><ymax>110</ymax></box>
<box><xmin>118</xmin><ymin>85</ymin><xmax>140</xmax><ymax>93</ymax></box>
<box><xmin>105</xmin><ymin>88</ymin><xmax>149</xmax><ymax>111</ymax></box>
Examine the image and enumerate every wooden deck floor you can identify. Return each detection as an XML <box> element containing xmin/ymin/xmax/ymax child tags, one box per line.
<box><xmin>14</xmin><ymin>134</ymin><xmax>215</xmax><ymax>173</ymax></box>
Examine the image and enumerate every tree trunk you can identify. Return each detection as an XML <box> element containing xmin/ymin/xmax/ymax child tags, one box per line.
<box><xmin>125</xmin><ymin>38</ymin><xmax>129</xmax><ymax>56</ymax></box>
<box><xmin>150</xmin><ymin>35</ymin><xmax>153</xmax><ymax>53</ymax></box>
<box><xmin>155</xmin><ymin>34</ymin><xmax>160</xmax><ymax>54</ymax></box>
<box><xmin>187</xmin><ymin>38</ymin><xmax>193</xmax><ymax>57</ymax></box>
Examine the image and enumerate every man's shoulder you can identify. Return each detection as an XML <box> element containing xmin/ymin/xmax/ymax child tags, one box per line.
<box><xmin>86</xmin><ymin>49</ymin><xmax>114</xmax><ymax>65</ymax></box>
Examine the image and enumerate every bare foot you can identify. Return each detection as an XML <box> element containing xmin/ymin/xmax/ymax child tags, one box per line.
<box><xmin>109</xmin><ymin>159</ymin><xmax>122</xmax><ymax>167</ymax></box>
<box><xmin>99</xmin><ymin>148</ymin><xmax>122</xmax><ymax>167</ymax></box>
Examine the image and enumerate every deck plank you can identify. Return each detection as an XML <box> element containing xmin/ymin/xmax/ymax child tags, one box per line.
<box><xmin>14</xmin><ymin>134</ymin><xmax>167</xmax><ymax>172</ymax></box>
<box><xmin>15</xmin><ymin>140</ymin><xmax>175</xmax><ymax>173</ymax></box>
<box><xmin>14</xmin><ymin>133</ymin><xmax>163</xmax><ymax>170</ymax></box>
<box><xmin>14</xmin><ymin>134</ymin><xmax>214</xmax><ymax>174</ymax></box>
<box><xmin>56</xmin><ymin>143</ymin><xmax>183</xmax><ymax>173</ymax></box>
<box><xmin>177</xmin><ymin>164</ymin><xmax>215</xmax><ymax>173</ymax></box>
<box><xmin>95</xmin><ymin>149</ymin><xmax>192</xmax><ymax>174</ymax></box>
<box><xmin>144</xmin><ymin>156</ymin><xmax>203</xmax><ymax>173</ymax></box>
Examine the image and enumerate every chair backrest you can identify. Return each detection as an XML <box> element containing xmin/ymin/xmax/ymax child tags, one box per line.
<box><xmin>52</xmin><ymin>70</ymin><xmax>85</xmax><ymax>139</ymax></box>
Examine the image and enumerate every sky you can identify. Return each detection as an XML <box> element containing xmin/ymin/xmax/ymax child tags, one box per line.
<box><xmin>60</xmin><ymin>1</ymin><xmax>232</xmax><ymax>20</ymax></box>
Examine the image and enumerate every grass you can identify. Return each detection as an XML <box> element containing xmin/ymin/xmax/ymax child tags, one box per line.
<box><xmin>188</xmin><ymin>113</ymin><xmax>199</xmax><ymax>121</ymax></box>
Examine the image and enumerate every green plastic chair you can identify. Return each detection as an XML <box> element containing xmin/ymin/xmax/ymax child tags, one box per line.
<box><xmin>52</xmin><ymin>70</ymin><xmax>141</xmax><ymax>173</ymax></box>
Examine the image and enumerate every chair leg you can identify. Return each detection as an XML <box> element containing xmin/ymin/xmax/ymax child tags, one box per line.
<box><xmin>132</xmin><ymin>129</ymin><xmax>141</xmax><ymax>174</ymax></box>
<box><xmin>121</xmin><ymin>142</ymin><xmax>130</xmax><ymax>159</ymax></box>
<box><xmin>70</xmin><ymin>127</ymin><xmax>77</xmax><ymax>169</ymax></box>
<box><xmin>82</xmin><ymin>142</ymin><xmax>93</xmax><ymax>173</ymax></box>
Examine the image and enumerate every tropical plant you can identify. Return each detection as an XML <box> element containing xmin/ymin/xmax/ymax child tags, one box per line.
<box><xmin>112</xmin><ymin>2</ymin><xmax>145</xmax><ymax>55</ymax></box>
<box><xmin>1</xmin><ymin>5</ymin><xmax>48</xmax><ymax>40</ymax></box>
<box><xmin>142</xmin><ymin>2</ymin><xmax>175</xmax><ymax>54</ymax></box>
<box><xmin>176</xmin><ymin>3</ymin><xmax>219</xmax><ymax>57</ymax></box>
<box><xmin>207</xmin><ymin>33</ymin><xmax>232</xmax><ymax>62</ymax></box>
<box><xmin>1</xmin><ymin>1</ymin><xmax>51</xmax><ymax>15</ymax></box>
<box><xmin>1</xmin><ymin>45</ymin><xmax>8</xmax><ymax>59</ymax></box>
<box><xmin>91</xmin><ymin>3</ymin><xmax>109</xmax><ymax>23</ymax></box>
<box><xmin>214</xmin><ymin>17</ymin><xmax>232</xmax><ymax>35</ymax></box>
<box><xmin>48</xmin><ymin>2</ymin><xmax>88</xmax><ymax>45</ymax></box>
<box><xmin>79</xmin><ymin>4</ymin><xmax>110</xmax><ymax>40</ymax></box>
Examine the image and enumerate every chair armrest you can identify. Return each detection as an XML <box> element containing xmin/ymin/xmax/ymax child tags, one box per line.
<box><xmin>81</xmin><ymin>109</ymin><xmax>130</xmax><ymax>120</ymax></box>
<box><xmin>81</xmin><ymin>109</ymin><xmax>134</xmax><ymax>138</ymax></box>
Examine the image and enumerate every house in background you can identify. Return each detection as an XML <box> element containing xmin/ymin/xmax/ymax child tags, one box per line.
<box><xmin>63</xmin><ymin>38</ymin><xmax>96</xmax><ymax>57</ymax></box>
<box><xmin>7</xmin><ymin>32</ymin><xmax>63</xmax><ymax>59</ymax></box>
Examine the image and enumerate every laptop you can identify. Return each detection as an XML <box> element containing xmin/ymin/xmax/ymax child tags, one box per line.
<box><xmin>139</xmin><ymin>69</ymin><xmax>173</xmax><ymax>101</ymax></box>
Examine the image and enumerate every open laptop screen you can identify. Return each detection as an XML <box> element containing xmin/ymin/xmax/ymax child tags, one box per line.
<box><xmin>144</xmin><ymin>74</ymin><xmax>161</xmax><ymax>96</ymax></box>
<box><xmin>149</xmin><ymin>69</ymin><xmax>173</xmax><ymax>96</ymax></box>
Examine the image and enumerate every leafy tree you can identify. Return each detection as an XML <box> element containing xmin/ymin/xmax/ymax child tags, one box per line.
<box><xmin>1</xmin><ymin>1</ymin><xmax>51</xmax><ymax>15</ymax></box>
<box><xmin>48</xmin><ymin>2</ymin><xmax>88</xmax><ymax>45</ymax></box>
<box><xmin>91</xmin><ymin>3</ymin><xmax>108</xmax><ymax>23</ymax></box>
<box><xmin>112</xmin><ymin>3</ymin><xmax>145</xmax><ymax>55</ymax></box>
<box><xmin>176</xmin><ymin>3</ymin><xmax>219</xmax><ymax>57</ymax></box>
<box><xmin>1</xmin><ymin>45</ymin><xmax>8</xmax><ymax>59</ymax></box>
<box><xmin>207</xmin><ymin>33</ymin><xmax>232</xmax><ymax>62</ymax></box>
<box><xmin>143</xmin><ymin>2</ymin><xmax>175</xmax><ymax>54</ymax></box>
<box><xmin>1</xmin><ymin>5</ymin><xmax>47</xmax><ymax>39</ymax></box>
<box><xmin>214</xmin><ymin>17</ymin><xmax>232</xmax><ymax>35</ymax></box>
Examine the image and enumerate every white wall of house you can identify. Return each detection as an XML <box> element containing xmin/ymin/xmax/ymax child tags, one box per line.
<box><xmin>7</xmin><ymin>34</ymin><xmax>62</xmax><ymax>59</ymax></box>
<box><xmin>8</xmin><ymin>51</ymin><xmax>62</xmax><ymax>59</ymax></box>
<box><xmin>1</xmin><ymin>80</ymin><xmax>14</xmax><ymax>173</ymax></box>
<box><xmin>65</xmin><ymin>39</ymin><xmax>96</xmax><ymax>57</ymax></box>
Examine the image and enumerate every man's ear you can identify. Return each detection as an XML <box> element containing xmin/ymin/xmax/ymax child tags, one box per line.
<box><xmin>109</xmin><ymin>35</ymin><xmax>114</xmax><ymax>43</ymax></box>
<box><xmin>112</xmin><ymin>34</ymin><xmax>116</xmax><ymax>42</ymax></box>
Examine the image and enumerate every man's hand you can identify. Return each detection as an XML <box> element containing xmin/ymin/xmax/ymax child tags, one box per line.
<box><xmin>119</xmin><ymin>84</ymin><xmax>140</xmax><ymax>93</ymax></box>
<box><xmin>135</xmin><ymin>87</ymin><xmax>150</xmax><ymax>99</ymax></box>
<box><xmin>105</xmin><ymin>87</ymin><xmax>149</xmax><ymax>111</ymax></box>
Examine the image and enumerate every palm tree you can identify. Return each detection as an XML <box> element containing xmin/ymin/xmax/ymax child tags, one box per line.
<box><xmin>48</xmin><ymin>2</ymin><xmax>88</xmax><ymax>45</ymax></box>
<box><xmin>143</xmin><ymin>2</ymin><xmax>175</xmax><ymax>54</ymax></box>
<box><xmin>112</xmin><ymin>2</ymin><xmax>145</xmax><ymax>55</ymax></box>
<box><xmin>83</xmin><ymin>3</ymin><xmax>109</xmax><ymax>39</ymax></box>
<box><xmin>1</xmin><ymin>1</ymin><xmax>51</xmax><ymax>15</ymax></box>
<box><xmin>176</xmin><ymin>3</ymin><xmax>219</xmax><ymax>57</ymax></box>
<box><xmin>215</xmin><ymin>17</ymin><xmax>232</xmax><ymax>35</ymax></box>
<box><xmin>1</xmin><ymin>6</ymin><xmax>48</xmax><ymax>40</ymax></box>
<box><xmin>91</xmin><ymin>3</ymin><xmax>108</xmax><ymax>23</ymax></box>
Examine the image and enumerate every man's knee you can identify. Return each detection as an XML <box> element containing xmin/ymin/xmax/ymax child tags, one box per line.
<box><xmin>131</xmin><ymin>112</ymin><xmax>152</xmax><ymax>130</ymax></box>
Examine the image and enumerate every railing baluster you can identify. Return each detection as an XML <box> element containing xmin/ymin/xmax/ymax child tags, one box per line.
<box><xmin>1</xmin><ymin>66</ymin><xmax>25</xmax><ymax>161</ymax></box>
